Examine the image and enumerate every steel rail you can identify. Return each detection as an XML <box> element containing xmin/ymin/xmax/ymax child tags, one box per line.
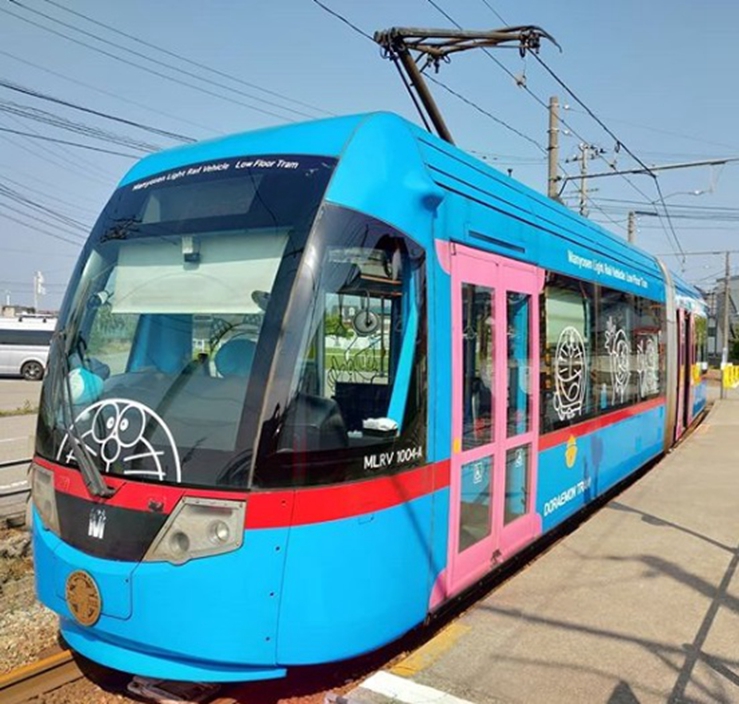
<box><xmin>0</xmin><ymin>458</ymin><xmax>31</xmax><ymax>470</ymax></box>
<box><xmin>0</xmin><ymin>464</ymin><xmax>31</xmax><ymax>525</ymax></box>
<box><xmin>0</xmin><ymin>650</ymin><xmax>82</xmax><ymax>704</ymax></box>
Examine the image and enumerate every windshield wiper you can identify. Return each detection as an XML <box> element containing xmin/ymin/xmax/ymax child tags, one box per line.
<box><xmin>55</xmin><ymin>329</ymin><xmax>115</xmax><ymax>499</ymax></box>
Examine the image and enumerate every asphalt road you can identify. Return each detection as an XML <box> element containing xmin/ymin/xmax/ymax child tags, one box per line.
<box><xmin>0</xmin><ymin>415</ymin><xmax>36</xmax><ymax>465</ymax></box>
<box><xmin>0</xmin><ymin>379</ymin><xmax>41</xmax><ymax>467</ymax></box>
<box><xmin>0</xmin><ymin>378</ymin><xmax>42</xmax><ymax>413</ymax></box>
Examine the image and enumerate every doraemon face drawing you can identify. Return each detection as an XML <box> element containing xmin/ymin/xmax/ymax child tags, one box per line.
<box><xmin>57</xmin><ymin>398</ymin><xmax>181</xmax><ymax>483</ymax></box>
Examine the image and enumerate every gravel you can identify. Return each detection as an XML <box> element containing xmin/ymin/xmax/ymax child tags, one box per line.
<box><xmin>0</xmin><ymin>527</ymin><xmax>60</xmax><ymax>675</ymax></box>
<box><xmin>29</xmin><ymin>677</ymin><xmax>136</xmax><ymax>704</ymax></box>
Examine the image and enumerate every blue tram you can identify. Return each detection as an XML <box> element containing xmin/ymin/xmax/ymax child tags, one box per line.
<box><xmin>31</xmin><ymin>112</ymin><xmax>706</xmax><ymax>681</ymax></box>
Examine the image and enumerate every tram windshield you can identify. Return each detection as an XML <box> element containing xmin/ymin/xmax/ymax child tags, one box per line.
<box><xmin>37</xmin><ymin>155</ymin><xmax>335</xmax><ymax>488</ymax></box>
<box><xmin>37</xmin><ymin>156</ymin><xmax>428</xmax><ymax>490</ymax></box>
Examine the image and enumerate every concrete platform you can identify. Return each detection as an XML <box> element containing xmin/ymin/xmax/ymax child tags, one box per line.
<box><xmin>348</xmin><ymin>393</ymin><xmax>739</xmax><ymax>704</ymax></box>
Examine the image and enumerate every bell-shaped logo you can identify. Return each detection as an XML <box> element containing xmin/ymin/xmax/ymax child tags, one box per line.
<box><xmin>565</xmin><ymin>435</ymin><xmax>578</xmax><ymax>469</ymax></box>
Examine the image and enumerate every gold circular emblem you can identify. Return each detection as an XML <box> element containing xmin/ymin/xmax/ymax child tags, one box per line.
<box><xmin>65</xmin><ymin>570</ymin><xmax>102</xmax><ymax>627</ymax></box>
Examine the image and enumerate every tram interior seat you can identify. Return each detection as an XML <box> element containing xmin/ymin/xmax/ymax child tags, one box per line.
<box><xmin>279</xmin><ymin>392</ymin><xmax>348</xmax><ymax>451</ymax></box>
<box><xmin>333</xmin><ymin>381</ymin><xmax>392</xmax><ymax>434</ymax></box>
<box><xmin>214</xmin><ymin>338</ymin><xmax>256</xmax><ymax>378</ymax></box>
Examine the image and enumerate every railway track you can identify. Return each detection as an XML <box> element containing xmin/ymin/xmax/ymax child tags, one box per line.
<box><xmin>0</xmin><ymin>650</ymin><xmax>82</xmax><ymax>704</ymax></box>
<box><xmin>0</xmin><ymin>458</ymin><xmax>30</xmax><ymax>528</ymax></box>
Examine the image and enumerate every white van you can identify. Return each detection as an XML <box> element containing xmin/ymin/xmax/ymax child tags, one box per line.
<box><xmin>0</xmin><ymin>317</ymin><xmax>56</xmax><ymax>380</ymax></box>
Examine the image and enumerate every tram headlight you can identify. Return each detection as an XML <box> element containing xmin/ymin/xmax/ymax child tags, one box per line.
<box><xmin>143</xmin><ymin>497</ymin><xmax>245</xmax><ymax>565</ymax></box>
<box><xmin>30</xmin><ymin>463</ymin><xmax>60</xmax><ymax>535</ymax></box>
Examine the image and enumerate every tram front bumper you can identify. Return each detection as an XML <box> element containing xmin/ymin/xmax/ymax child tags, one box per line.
<box><xmin>32</xmin><ymin>508</ymin><xmax>288</xmax><ymax>682</ymax></box>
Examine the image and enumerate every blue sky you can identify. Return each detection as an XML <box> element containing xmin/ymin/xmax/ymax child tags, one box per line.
<box><xmin>2</xmin><ymin>0</ymin><xmax>738</xmax><ymax>309</ymax></box>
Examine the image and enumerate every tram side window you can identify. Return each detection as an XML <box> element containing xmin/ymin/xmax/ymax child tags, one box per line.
<box><xmin>595</xmin><ymin>288</ymin><xmax>637</xmax><ymax>410</ymax></box>
<box><xmin>633</xmin><ymin>296</ymin><xmax>663</xmax><ymax>400</ymax></box>
<box><xmin>540</xmin><ymin>274</ymin><xmax>595</xmax><ymax>433</ymax></box>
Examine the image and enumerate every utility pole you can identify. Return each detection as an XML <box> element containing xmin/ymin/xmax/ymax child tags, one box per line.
<box><xmin>578</xmin><ymin>143</ymin><xmax>589</xmax><ymax>217</ymax></box>
<box><xmin>721</xmin><ymin>251</ymin><xmax>731</xmax><ymax>400</ymax></box>
<box><xmin>33</xmin><ymin>271</ymin><xmax>45</xmax><ymax>313</ymax></box>
<box><xmin>627</xmin><ymin>211</ymin><xmax>636</xmax><ymax>244</ymax></box>
<box><xmin>547</xmin><ymin>96</ymin><xmax>560</xmax><ymax>200</ymax></box>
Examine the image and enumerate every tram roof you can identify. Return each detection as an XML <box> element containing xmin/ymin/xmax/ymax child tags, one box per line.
<box><xmin>118</xmin><ymin>112</ymin><xmax>696</xmax><ymax>303</ymax></box>
<box><xmin>119</xmin><ymin>113</ymin><xmax>369</xmax><ymax>187</ymax></box>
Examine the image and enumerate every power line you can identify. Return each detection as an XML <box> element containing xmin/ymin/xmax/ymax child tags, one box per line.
<box><xmin>40</xmin><ymin>0</ymin><xmax>335</xmax><ymax>119</ymax></box>
<box><xmin>467</xmin><ymin>2</ymin><xmax>681</xmax><ymax>232</ymax></box>
<box><xmin>7</xmin><ymin>0</ymin><xmax>315</xmax><ymax>121</ymax></box>
<box><xmin>312</xmin><ymin>1</ymin><xmax>550</xmax><ymax>153</ymax></box>
<box><xmin>309</xmin><ymin>0</ymin><xmax>374</xmax><ymax>41</ymax></box>
<box><xmin>0</xmin><ymin>172</ymin><xmax>101</xmax><ymax>217</ymax></box>
<box><xmin>0</xmin><ymin>181</ymin><xmax>89</xmax><ymax>231</ymax></box>
<box><xmin>0</xmin><ymin>99</ymin><xmax>162</xmax><ymax>152</ymax></box>
<box><xmin>563</xmin><ymin>106</ymin><xmax>739</xmax><ymax>153</ymax></box>
<box><xmin>427</xmin><ymin>75</ymin><xmax>547</xmax><ymax>153</ymax></box>
<box><xmin>420</xmin><ymin>2</ymin><xmax>587</xmax><ymax>191</ymax></box>
<box><xmin>522</xmin><ymin>48</ymin><xmax>685</xmax><ymax>258</ymax></box>
<box><xmin>478</xmin><ymin>0</ymin><xmax>507</xmax><ymax>25</ymax></box>
<box><xmin>0</xmin><ymin>49</ymin><xmax>220</xmax><ymax>137</ymax></box>
<box><xmin>0</xmin><ymin>120</ymin><xmax>117</xmax><ymax>185</ymax></box>
<box><xmin>0</xmin><ymin>116</ymin><xmax>117</xmax><ymax>185</ymax></box>
<box><xmin>531</xmin><ymin>55</ymin><xmax>653</xmax><ymax>177</ymax></box>
<box><xmin>2</xmin><ymin>245</ymin><xmax>77</xmax><ymax>257</ymax></box>
<box><xmin>0</xmin><ymin>4</ymin><xmax>301</xmax><ymax>123</ymax></box>
<box><xmin>0</xmin><ymin>78</ymin><xmax>195</xmax><ymax>143</ymax></box>
<box><xmin>0</xmin><ymin>126</ymin><xmax>140</xmax><ymax>157</ymax></box>
<box><xmin>0</xmin><ymin>199</ymin><xmax>86</xmax><ymax>239</ymax></box>
<box><xmin>0</xmin><ymin>205</ymin><xmax>86</xmax><ymax>247</ymax></box>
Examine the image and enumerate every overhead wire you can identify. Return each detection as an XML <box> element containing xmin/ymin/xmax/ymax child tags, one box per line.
<box><xmin>0</xmin><ymin>130</ymin><xmax>101</xmax><ymax>187</ymax></box>
<box><xmin>2</xmin><ymin>245</ymin><xmax>77</xmax><ymax>257</ymax></box>
<box><xmin>0</xmin><ymin>172</ymin><xmax>102</xmax><ymax>218</ymax></box>
<box><xmin>426</xmin><ymin>75</ymin><xmax>547</xmax><ymax>154</ymax></box>
<box><xmin>0</xmin><ymin>49</ymin><xmax>220</xmax><ymax>137</ymax></box>
<box><xmin>478</xmin><ymin>0</ymin><xmax>507</xmax><ymax>25</ymax></box>
<box><xmin>472</xmin><ymin>0</ymin><xmax>686</xmax><ymax>261</ymax></box>
<box><xmin>0</xmin><ymin>127</ymin><xmax>117</xmax><ymax>186</ymax></box>
<box><xmin>6</xmin><ymin>0</ymin><xmax>315</xmax><ymax>121</ymax></box>
<box><xmin>0</xmin><ymin>201</ymin><xmax>87</xmax><ymax>242</ymax></box>
<box><xmin>310</xmin><ymin>0</ymin><xmax>551</xmax><ymax>157</ymax></box>
<box><xmin>40</xmin><ymin>0</ymin><xmax>336</xmax><ymax>119</ymax></box>
<box><xmin>311</xmin><ymin>0</ymin><xmax>621</xmax><ymax>234</ymax></box>
<box><xmin>0</xmin><ymin>99</ymin><xmax>163</xmax><ymax>152</ymax></box>
<box><xmin>0</xmin><ymin>126</ymin><xmax>141</xmax><ymax>158</ymax></box>
<box><xmin>421</xmin><ymin>1</ymin><xmax>584</xmax><ymax>185</ymax></box>
<box><xmin>0</xmin><ymin>206</ymin><xmax>86</xmax><ymax>247</ymax></box>
<box><xmin>419</xmin><ymin>0</ymin><xmax>606</xmax><ymax>223</ymax></box>
<box><xmin>0</xmin><ymin>78</ymin><xmax>195</xmax><ymax>143</ymax></box>
<box><xmin>0</xmin><ymin>4</ymin><xmax>302</xmax><ymax>123</ymax></box>
<box><xmin>0</xmin><ymin>181</ymin><xmax>89</xmax><ymax>231</ymax></box>
<box><xmin>0</xmin><ymin>111</ymin><xmax>125</xmax><ymax>181</ymax></box>
<box><xmin>309</xmin><ymin>0</ymin><xmax>375</xmax><ymax>41</ymax></box>
<box><xmin>563</xmin><ymin>105</ymin><xmax>739</xmax><ymax>153</ymax></box>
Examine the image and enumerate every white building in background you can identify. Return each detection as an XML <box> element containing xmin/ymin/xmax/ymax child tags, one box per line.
<box><xmin>705</xmin><ymin>276</ymin><xmax>739</xmax><ymax>366</ymax></box>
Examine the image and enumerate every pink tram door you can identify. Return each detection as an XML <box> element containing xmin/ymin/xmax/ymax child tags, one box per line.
<box><xmin>447</xmin><ymin>243</ymin><xmax>543</xmax><ymax>596</ymax></box>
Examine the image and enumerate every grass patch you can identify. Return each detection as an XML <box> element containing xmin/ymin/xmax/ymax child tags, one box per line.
<box><xmin>0</xmin><ymin>401</ymin><xmax>38</xmax><ymax>417</ymax></box>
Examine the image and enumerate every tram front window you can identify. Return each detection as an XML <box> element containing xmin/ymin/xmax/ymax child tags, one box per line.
<box><xmin>36</xmin><ymin>155</ymin><xmax>335</xmax><ymax>489</ymax></box>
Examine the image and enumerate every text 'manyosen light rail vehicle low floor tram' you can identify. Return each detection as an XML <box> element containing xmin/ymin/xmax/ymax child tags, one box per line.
<box><xmin>31</xmin><ymin>112</ymin><xmax>707</xmax><ymax>682</ymax></box>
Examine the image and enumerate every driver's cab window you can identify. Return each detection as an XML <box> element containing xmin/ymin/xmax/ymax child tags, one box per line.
<box><xmin>280</xmin><ymin>217</ymin><xmax>426</xmax><ymax>461</ymax></box>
